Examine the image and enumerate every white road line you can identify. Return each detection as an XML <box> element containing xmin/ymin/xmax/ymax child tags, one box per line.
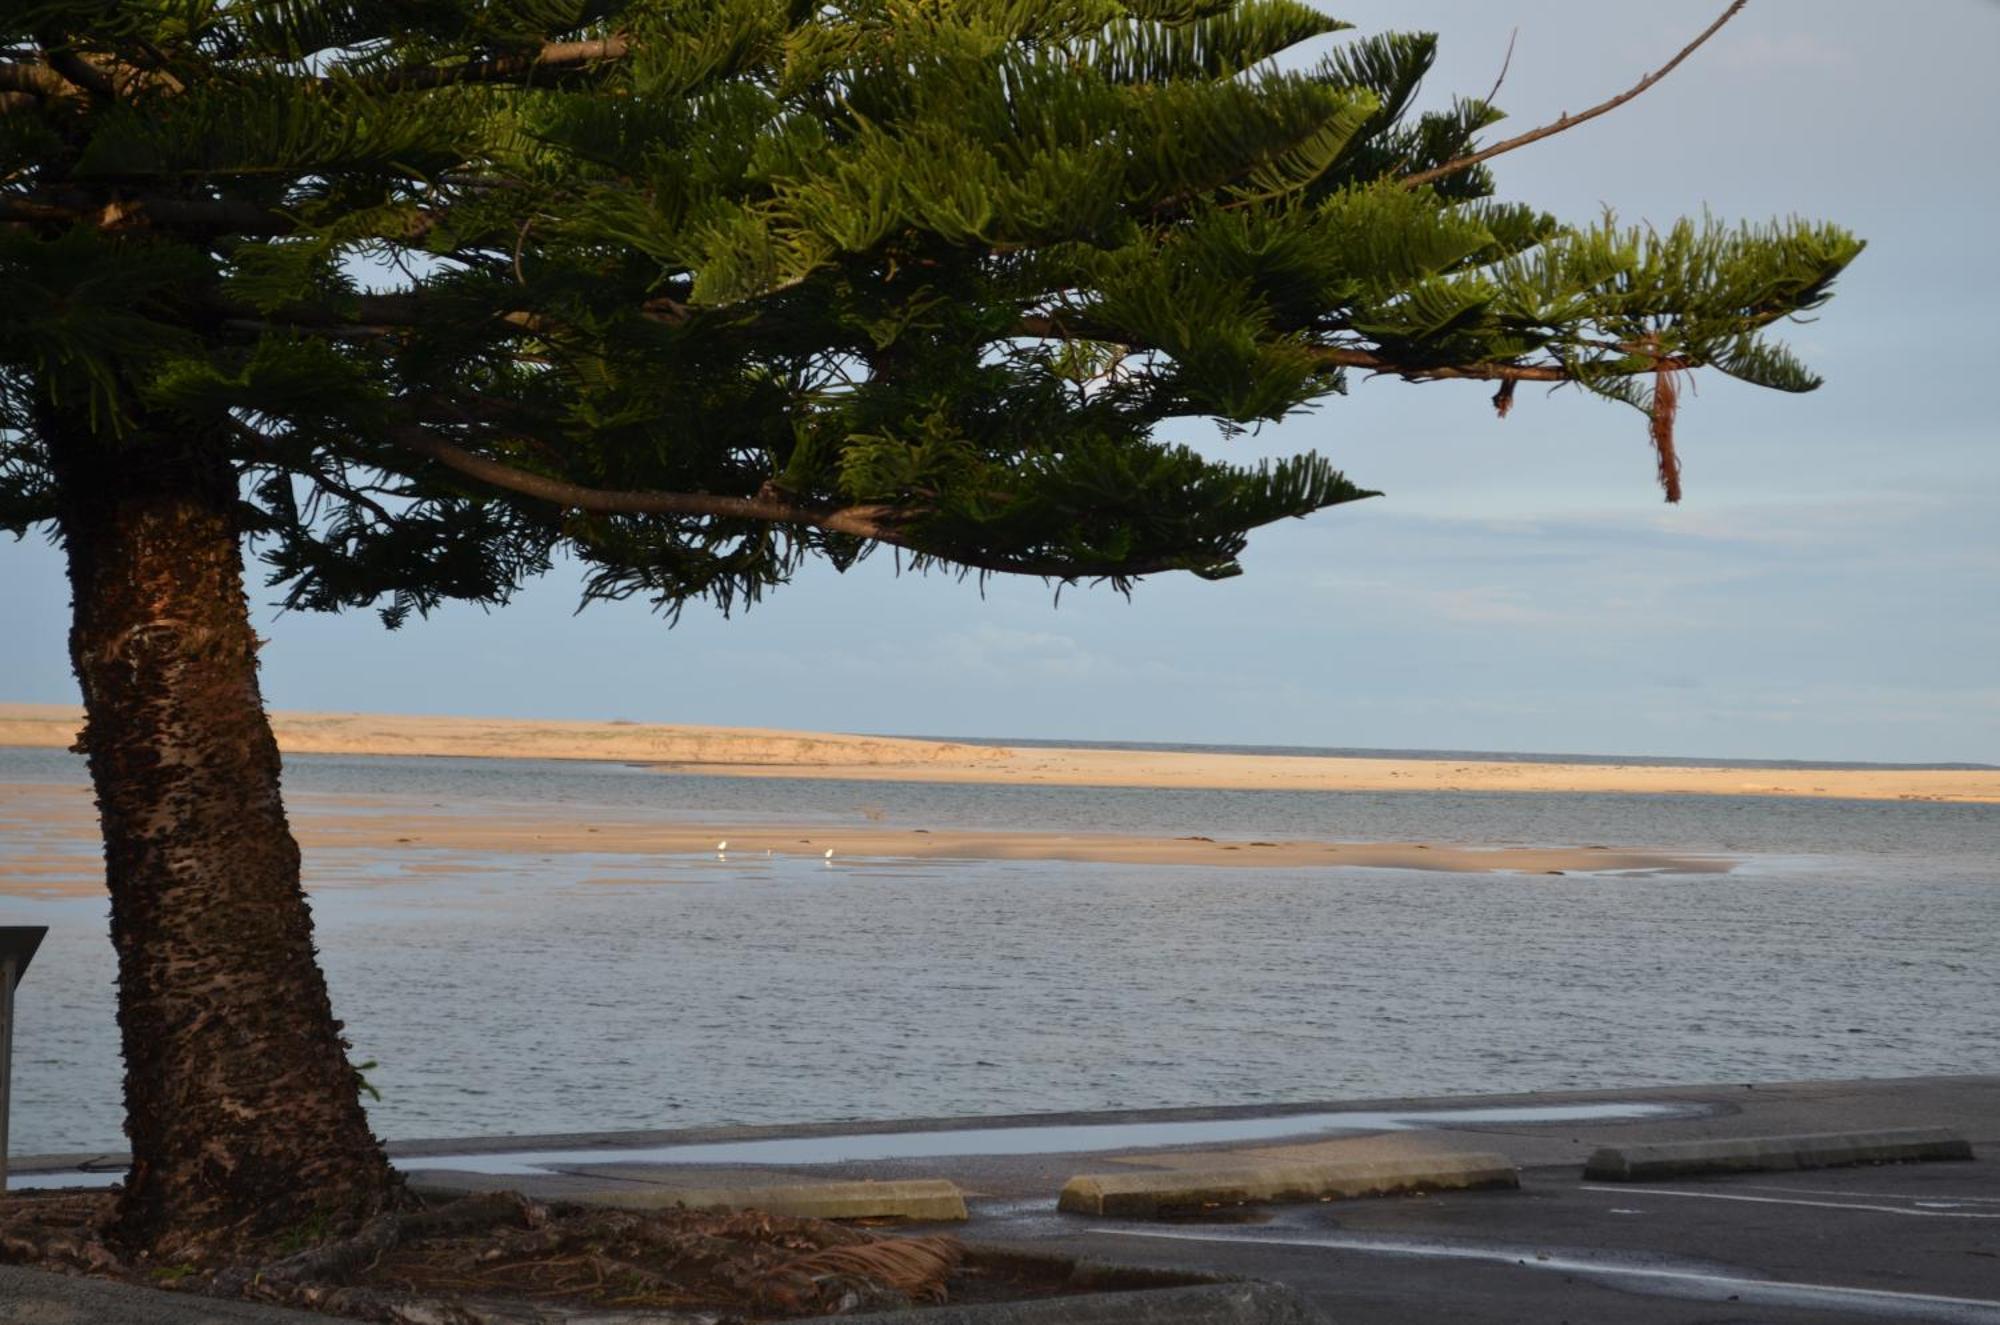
<box><xmin>1095</xmin><ymin>1227</ymin><xmax>2000</xmax><ymax>1322</ymax></box>
<box><xmin>1579</xmin><ymin>1185</ymin><xmax>2000</xmax><ymax>1219</ymax></box>
<box><xmin>1727</xmin><ymin>1182</ymin><xmax>2000</xmax><ymax>1205</ymax></box>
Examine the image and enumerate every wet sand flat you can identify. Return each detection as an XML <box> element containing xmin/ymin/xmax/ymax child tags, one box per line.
<box><xmin>0</xmin><ymin>780</ymin><xmax>1722</xmax><ymax>897</ymax></box>
<box><xmin>1</xmin><ymin>704</ymin><xmax>1993</xmax><ymax>803</ymax></box>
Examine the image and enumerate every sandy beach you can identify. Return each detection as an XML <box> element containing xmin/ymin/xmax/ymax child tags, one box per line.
<box><xmin>2</xmin><ymin>703</ymin><xmax>1994</xmax><ymax>803</ymax></box>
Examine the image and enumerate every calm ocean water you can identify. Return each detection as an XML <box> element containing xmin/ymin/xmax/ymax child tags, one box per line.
<box><xmin>3</xmin><ymin>747</ymin><xmax>1995</xmax><ymax>1157</ymax></box>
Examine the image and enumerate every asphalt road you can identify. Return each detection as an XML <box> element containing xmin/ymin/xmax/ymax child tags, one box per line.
<box><xmin>9</xmin><ymin>1075</ymin><xmax>1999</xmax><ymax>1323</ymax></box>
<box><xmin>979</xmin><ymin>1158</ymin><xmax>2000</xmax><ymax>1324</ymax></box>
<box><xmin>392</xmin><ymin>1073</ymin><xmax>2000</xmax><ymax>1324</ymax></box>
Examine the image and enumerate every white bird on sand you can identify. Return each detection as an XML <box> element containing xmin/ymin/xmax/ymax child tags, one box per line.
<box><xmin>716</xmin><ymin>840</ymin><xmax>728</xmax><ymax>852</ymax></box>
<box><xmin>824</xmin><ymin>848</ymin><xmax>835</xmax><ymax>861</ymax></box>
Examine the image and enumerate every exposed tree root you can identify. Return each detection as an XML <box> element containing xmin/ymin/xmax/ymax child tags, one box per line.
<box><xmin>1</xmin><ymin>1187</ymin><xmax>964</xmax><ymax>1323</ymax></box>
<box><xmin>0</xmin><ymin>1191</ymin><xmax>122</xmax><ymax>1276</ymax></box>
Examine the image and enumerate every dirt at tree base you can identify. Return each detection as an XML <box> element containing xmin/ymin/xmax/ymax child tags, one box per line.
<box><xmin>0</xmin><ymin>1187</ymin><xmax>977</xmax><ymax>1322</ymax></box>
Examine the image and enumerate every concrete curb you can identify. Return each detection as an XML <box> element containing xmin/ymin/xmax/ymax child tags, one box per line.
<box><xmin>412</xmin><ymin>1176</ymin><xmax>968</xmax><ymax>1222</ymax></box>
<box><xmin>582</xmin><ymin>1177</ymin><xmax>967</xmax><ymax>1222</ymax></box>
<box><xmin>1583</xmin><ymin>1126</ymin><xmax>1974</xmax><ymax>1180</ymax></box>
<box><xmin>1057</xmin><ymin>1152</ymin><xmax>1518</xmax><ymax>1218</ymax></box>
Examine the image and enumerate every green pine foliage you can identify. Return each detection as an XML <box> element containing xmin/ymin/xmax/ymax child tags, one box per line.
<box><xmin>1</xmin><ymin>1</ymin><xmax>1862</xmax><ymax>623</ymax></box>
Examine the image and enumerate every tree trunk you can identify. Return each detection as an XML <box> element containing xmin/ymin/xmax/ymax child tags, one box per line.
<box><xmin>47</xmin><ymin>414</ymin><xmax>396</xmax><ymax>1262</ymax></box>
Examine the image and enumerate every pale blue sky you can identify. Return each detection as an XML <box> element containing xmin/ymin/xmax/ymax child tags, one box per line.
<box><xmin>4</xmin><ymin>1</ymin><xmax>1996</xmax><ymax>762</ymax></box>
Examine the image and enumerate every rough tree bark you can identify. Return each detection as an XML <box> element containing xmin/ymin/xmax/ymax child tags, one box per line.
<box><xmin>45</xmin><ymin>410</ymin><xmax>397</xmax><ymax>1261</ymax></box>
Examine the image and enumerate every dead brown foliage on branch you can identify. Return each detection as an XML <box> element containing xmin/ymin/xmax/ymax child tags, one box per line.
<box><xmin>0</xmin><ymin>1187</ymin><xmax>964</xmax><ymax>1323</ymax></box>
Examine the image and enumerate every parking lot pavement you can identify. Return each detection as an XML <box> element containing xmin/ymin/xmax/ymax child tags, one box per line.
<box><xmin>354</xmin><ymin>1076</ymin><xmax>2000</xmax><ymax>1322</ymax></box>
<box><xmin>19</xmin><ymin>1076</ymin><xmax>1998</xmax><ymax>1322</ymax></box>
<box><xmin>975</xmin><ymin>1160</ymin><xmax>2000</xmax><ymax>1324</ymax></box>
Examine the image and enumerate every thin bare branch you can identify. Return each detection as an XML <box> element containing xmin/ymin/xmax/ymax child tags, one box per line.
<box><xmin>229</xmin><ymin>416</ymin><xmax>404</xmax><ymax>525</ymax></box>
<box><xmin>1482</xmin><ymin>27</ymin><xmax>1518</xmax><ymax>106</ymax></box>
<box><xmin>1402</xmin><ymin>1</ymin><xmax>1749</xmax><ymax>190</ymax></box>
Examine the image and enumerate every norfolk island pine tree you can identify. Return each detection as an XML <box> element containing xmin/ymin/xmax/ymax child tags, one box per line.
<box><xmin>0</xmin><ymin>0</ymin><xmax>1858</xmax><ymax>1262</ymax></box>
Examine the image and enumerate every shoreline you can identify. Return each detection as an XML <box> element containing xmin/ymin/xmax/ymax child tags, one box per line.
<box><xmin>3</xmin><ymin>703</ymin><xmax>1997</xmax><ymax>803</ymax></box>
<box><xmin>15</xmin><ymin>1071</ymin><xmax>1996</xmax><ymax>1178</ymax></box>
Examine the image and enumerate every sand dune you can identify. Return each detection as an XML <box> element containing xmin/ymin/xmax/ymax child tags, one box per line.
<box><xmin>1</xmin><ymin>703</ymin><xmax>1994</xmax><ymax>803</ymax></box>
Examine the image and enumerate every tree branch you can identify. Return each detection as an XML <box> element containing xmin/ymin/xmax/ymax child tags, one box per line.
<box><xmin>2</xmin><ymin>192</ymin><xmax>287</xmax><ymax>233</ymax></box>
<box><xmin>42</xmin><ymin>47</ymin><xmax>115</xmax><ymax>99</ymax></box>
<box><xmin>0</xmin><ymin>61</ymin><xmax>69</xmax><ymax>98</ymax></box>
<box><xmin>0</xmin><ymin>197</ymin><xmax>71</xmax><ymax>226</ymax></box>
<box><xmin>360</xmin><ymin>36</ymin><xmax>629</xmax><ymax>92</ymax></box>
<box><xmin>1312</xmin><ymin>345</ymin><xmax>1693</xmax><ymax>383</ymax></box>
<box><xmin>220</xmin><ymin>317</ymin><xmax>400</xmax><ymax>342</ymax></box>
<box><xmin>1401</xmin><ymin>1</ymin><xmax>1749</xmax><ymax>190</ymax></box>
<box><xmin>1011</xmin><ymin>315</ymin><xmax>1690</xmax><ymax>384</ymax></box>
<box><xmin>0</xmin><ymin>189</ymin><xmax>438</xmax><ymax>238</ymax></box>
<box><xmin>217</xmin><ymin>302</ymin><xmax>1689</xmax><ymax>388</ymax></box>
<box><xmin>385</xmin><ymin>426</ymin><xmax>908</xmax><ymax>539</ymax></box>
<box><xmin>382</xmin><ymin>426</ymin><xmax>1198</xmax><ymax>581</ymax></box>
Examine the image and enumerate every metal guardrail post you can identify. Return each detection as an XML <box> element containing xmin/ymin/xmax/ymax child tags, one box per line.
<box><xmin>0</xmin><ymin>926</ymin><xmax>48</xmax><ymax>1193</ymax></box>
